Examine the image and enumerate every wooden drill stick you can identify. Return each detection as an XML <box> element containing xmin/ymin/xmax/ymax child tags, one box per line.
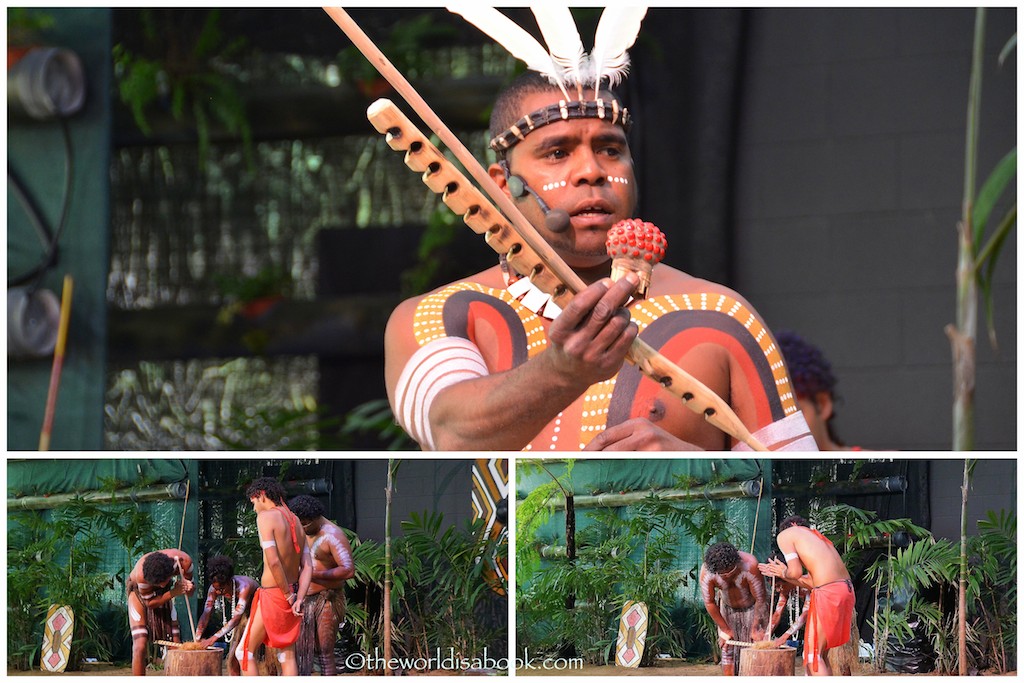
<box><xmin>324</xmin><ymin>8</ymin><xmax>767</xmax><ymax>451</ymax></box>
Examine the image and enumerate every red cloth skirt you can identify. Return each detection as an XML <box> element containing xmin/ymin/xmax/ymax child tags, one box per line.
<box><xmin>805</xmin><ymin>579</ymin><xmax>854</xmax><ymax>672</ymax></box>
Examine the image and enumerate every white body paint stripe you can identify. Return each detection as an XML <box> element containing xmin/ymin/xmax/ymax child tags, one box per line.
<box><xmin>393</xmin><ymin>337</ymin><xmax>488</xmax><ymax>450</ymax></box>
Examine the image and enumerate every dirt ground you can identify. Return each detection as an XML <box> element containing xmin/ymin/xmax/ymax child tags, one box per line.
<box><xmin>10</xmin><ymin>661</ymin><xmax>1016</xmax><ymax>677</ymax></box>
<box><xmin>1</xmin><ymin>660</ymin><xmax>885</xmax><ymax>677</ymax></box>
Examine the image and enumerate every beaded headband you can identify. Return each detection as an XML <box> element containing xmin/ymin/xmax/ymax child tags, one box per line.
<box><xmin>489</xmin><ymin>97</ymin><xmax>632</xmax><ymax>154</ymax></box>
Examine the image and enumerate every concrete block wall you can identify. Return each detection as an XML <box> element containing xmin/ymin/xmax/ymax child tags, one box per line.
<box><xmin>733</xmin><ymin>8</ymin><xmax>1016</xmax><ymax>450</ymax></box>
<box><xmin>928</xmin><ymin>459</ymin><xmax>1017</xmax><ymax>541</ymax></box>
<box><xmin>352</xmin><ymin>459</ymin><xmax>475</xmax><ymax>543</ymax></box>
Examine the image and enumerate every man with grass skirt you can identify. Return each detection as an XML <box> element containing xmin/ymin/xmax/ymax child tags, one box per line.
<box><xmin>700</xmin><ymin>541</ymin><xmax>769</xmax><ymax>675</ymax></box>
<box><xmin>290</xmin><ymin>494</ymin><xmax>356</xmax><ymax>675</ymax></box>
<box><xmin>126</xmin><ymin>548</ymin><xmax>195</xmax><ymax>676</ymax></box>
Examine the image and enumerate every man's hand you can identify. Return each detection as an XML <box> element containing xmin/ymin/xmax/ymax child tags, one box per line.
<box><xmin>773</xmin><ymin>634</ymin><xmax>790</xmax><ymax>648</ymax></box>
<box><xmin>546</xmin><ymin>276</ymin><xmax>638</xmax><ymax>385</ymax></box>
<box><xmin>717</xmin><ymin>627</ymin><xmax>734</xmax><ymax>645</ymax></box>
<box><xmin>758</xmin><ymin>558</ymin><xmax>786</xmax><ymax>578</ymax></box>
<box><xmin>196</xmin><ymin>636</ymin><xmax>217</xmax><ymax>649</ymax></box>
<box><xmin>584</xmin><ymin>418</ymin><xmax>704</xmax><ymax>451</ymax></box>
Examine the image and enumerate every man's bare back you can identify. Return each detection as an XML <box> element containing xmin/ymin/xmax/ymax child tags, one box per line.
<box><xmin>773</xmin><ymin>525</ymin><xmax>850</xmax><ymax>587</ymax></box>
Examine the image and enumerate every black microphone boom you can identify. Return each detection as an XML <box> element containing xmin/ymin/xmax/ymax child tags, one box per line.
<box><xmin>508</xmin><ymin>173</ymin><xmax>571</xmax><ymax>234</ymax></box>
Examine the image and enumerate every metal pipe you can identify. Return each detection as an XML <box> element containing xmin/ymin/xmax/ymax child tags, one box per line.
<box><xmin>8</xmin><ymin>482</ymin><xmax>188</xmax><ymax>511</ymax></box>
<box><xmin>544</xmin><ymin>480</ymin><xmax>761</xmax><ymax>510</ymax></box>
<box><xmin>774</xmin><ymin>476</ymin><xmax>907</xmax><ymax>498</ymax></box>
<box><xmin>539</xmin><ymin>544</ymin><xmax>621</xmax><ymax>560</ymax></box>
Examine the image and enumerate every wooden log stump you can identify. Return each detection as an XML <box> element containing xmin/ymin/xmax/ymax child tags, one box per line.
<box><xmin>738</xmin><ymin>646</ymin><xmax>796</xmax><ymax>676</ymax></box>
<box><xmin>164</xmin><ymin>648</ymin><xmax>223</xmax><ymax>676</ymax></box>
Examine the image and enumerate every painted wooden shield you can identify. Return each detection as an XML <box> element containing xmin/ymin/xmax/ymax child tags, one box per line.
<box><xmin>41</xmin><ymin>603</ymin><xmax>75</xmax><ymax>673</ymax></box>
<box><xmin>615</xmin><ymin>600</ymin><xmax>648</xmax><ymax>668</ymax></box>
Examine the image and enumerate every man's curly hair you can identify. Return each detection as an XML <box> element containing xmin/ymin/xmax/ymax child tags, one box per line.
<box><xmin>288</xmin><ymin>494</ymin><xmax>325</xmax><ymax>522</ymax></box>
<box><xmin>142</xmin><ymin>551</ymin><xmax>177</xmax><ymax>584</ymax></box>
<box><xmin>777</xmin><ymin>331</ymin><xmax>837</xmax><ymax>400</ymax></box>
<box><xmin>245</xmin><ymin>477</ymin><xmax>287</xmax><ymax>505</ymax></box>
<box><xmin>779</xmin><ymin>515</ymin><xmax>809</xmax><ymax>532</ymax></box>
<box><xmin>704</xmin><ymin>541</ymin><xmax>740</xmax><ymax>574</ymax></box>
<box><xmin>207</xmin><ymin>555</ymin><xmax>234</xmax><ymax>585</ymax></box>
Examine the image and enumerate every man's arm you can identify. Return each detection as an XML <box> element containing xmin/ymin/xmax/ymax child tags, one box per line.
<box><xmin>293</xmin><ymin>542</ymin><xmax>314</xmax><ymax>615</ymax></box>
<box><xmin>386</xmin><ymin>276</ymin><xmax>639</xmax><ymax>451</ymax></box>
<box><xmin>699</xmin><ymin>570</ymin><xmax>733</xmax><ymax>638</ymax></box>
<box><xmin>314</xmin><ymin>529</ymin><xmax>355</xmax><ymax>586</ymax></box>
<box><xmin>194</xmin><ymin>586</ymin><xmax>218</xmax><ymax>639</ymax></box>
<box><xmin>745</xmin><ymin>565</ymin><xmax>769</xmax><ymax>631</ymax></box>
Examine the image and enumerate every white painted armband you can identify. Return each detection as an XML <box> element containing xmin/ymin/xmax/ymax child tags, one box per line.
<box><xmin>260</xmin><ymin>539</ymin><xmax>276</xmax><ymax>549</ymax></box>
<box><xmin>731</xmin><ymin>411</ymin><xmax>817</xmax><ymax>451</ymax></box>
<box><xmin>784</xmin><ymin>552</ymin><xmax>798</xmax><ymax>561</ymax></box>
<box><xmin>392</xmin><ymin>337</ymin><xmax>489</xmax><ymax>450</ymax></box>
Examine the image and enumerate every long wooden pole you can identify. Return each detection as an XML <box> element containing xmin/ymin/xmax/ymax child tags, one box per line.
<box><xmin>39</xmin><ymin>274</ymin><xmax>73</xmax><ymax>450</ymax></box>
<box><xmin>322</xmin><ymin>8</ymin><xmax>767</xmax><ymax>451</ymax></box>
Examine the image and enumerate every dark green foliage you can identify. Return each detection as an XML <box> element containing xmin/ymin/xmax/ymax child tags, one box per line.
<box><xmin>517</xmin><ymin>491</ymin><xmax>737</xmax><ymax>666</ymax></box>
<box><xmin>815</xmin><ymin>503</ymin><xmax>1016</xmax><ymax>674</ymax></box>
<box><xmin>7</xmin><ymin>496</ymin><xmax>168</xmax><ymax>670</ymax></box>
<box><xmin>340</xmin><ymin>513</ymin><xmax>507</xmax><ymax>671</ymax></box>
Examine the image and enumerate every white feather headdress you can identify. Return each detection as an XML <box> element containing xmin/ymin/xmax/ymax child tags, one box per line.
<box><xmin>448</xmin><ymin>5</ymin><xmax>648</xmax><ymax>98</ymax></box>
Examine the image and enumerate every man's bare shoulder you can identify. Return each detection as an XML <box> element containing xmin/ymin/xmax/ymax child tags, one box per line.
<box><xmin>650</xmin><ymin>265</ymin><xmax>756</xmax><ymax>308</ymax></box>
<box><xmin>739</xmin><ymin>551</ymin><xmax>761</xmax><ymax>568</ymax></box>
<box><xmin>386</xmin><ymin>265</ymin><xmax>505</xmax><ymax>324</ymax></box>
<box><xmin>256</xmin><ymin>508</ymin><xmax>284</xmax><ymax>526</ymax></box>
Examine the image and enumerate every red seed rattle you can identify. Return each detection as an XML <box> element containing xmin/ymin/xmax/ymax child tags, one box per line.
<box><xmin>605</xmin><ymin>218</ymin><xmax>667</xmax><ymax>299</ymax></box>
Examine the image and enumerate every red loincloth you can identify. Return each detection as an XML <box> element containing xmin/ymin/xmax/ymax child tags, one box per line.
<box><xmin>805</xmin><ymin>579</ymin><xmax>854</xmax><ymax>672</ymax></box>
<box><xmin>241</xmin><ymin>586</ymin><xmax>301</xmax><ymax>671</ymax></box>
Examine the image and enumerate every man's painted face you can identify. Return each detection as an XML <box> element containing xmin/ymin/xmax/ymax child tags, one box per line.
<box><xmin>501</xmin><ymin>90</ymin><xmax>639</xmax><ymax>269</ymax></box>
<box><xmin>212</xmin><ymin>578</ymin><xmax>232</xmax><ymax>594</ymax></box>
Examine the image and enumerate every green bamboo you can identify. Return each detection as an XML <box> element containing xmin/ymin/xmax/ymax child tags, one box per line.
<box><xmin>949</xmin><ymin>8</ymin><xmax>986</xmax><ymax>452</ymax></box>
<box><xmin>384</xmin><ymin>459</ymin><xmax>395</xmax><ymax>675</ymax></box>
<box><xmin>958</xmin><ymin>459</ymin><xmax>972</xmax><ymax>675</ymax></box>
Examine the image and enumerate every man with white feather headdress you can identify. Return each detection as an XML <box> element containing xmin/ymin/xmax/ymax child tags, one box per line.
<box><xmin>384</xmin><ymin>7</ymin><xmax>815</xmax><ymax>452</ymax></box>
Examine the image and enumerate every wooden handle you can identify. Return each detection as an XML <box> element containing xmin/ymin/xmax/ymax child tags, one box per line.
<box><xmin>366</xmin><ymin>99</ymin><xmax>767</xmax><ymax>451</ymax></box>
<box><xmin>155</xmin><ymin>640</ymin><xmax>217</xmax><ymax>650</ymax></box>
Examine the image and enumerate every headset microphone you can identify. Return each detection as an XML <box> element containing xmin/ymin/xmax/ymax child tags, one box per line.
<box><xmin>502</xmin><ymin>164</ymin><xmax>571</xmax><ymax>234</ymax></box>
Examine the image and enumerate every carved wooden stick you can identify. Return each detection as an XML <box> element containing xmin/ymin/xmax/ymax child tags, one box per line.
<box><xmin>324</xmin><ymin>8</ymin><xmax>767</xmax><ymax>451</ymax></box>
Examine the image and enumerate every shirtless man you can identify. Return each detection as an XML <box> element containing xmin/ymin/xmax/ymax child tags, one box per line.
<box><xmin>289</xmin><ymin>494</ymin><xmax>356</xmax><ymax>676</ymax></box>
<box><xmin>239</xmin><ymin>477</ymin><xmax>313</xmax><ymax>676</ymax></box>
<box><xmin>758</xmin><ymin>516</ymin><xmax>854</xmax><ymax>676</ymax></box>
<box><xmin>699</xmin><ymin>542</ymin><xmax>768</xmax><ymax>675</ymax></box>
<box><xmin>126</xmin><ymin>548</ymin><xmax>194</xmax><ymax>676</ymax></box>
<box><xmin>384</xmin><ymin>67</ymin><xmax>814</xmax><ymax>452</ymax></box>
<box><xmin>193</xmin><ymin>555</ymin><xmax>259</xmax><ymax>676</ymax></box>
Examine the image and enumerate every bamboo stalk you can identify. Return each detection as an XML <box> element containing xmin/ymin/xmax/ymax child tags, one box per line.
<box><xmin>38</xmin><ymin>274</ymin><xmax>73</xmax><ymax>451</ymax></box>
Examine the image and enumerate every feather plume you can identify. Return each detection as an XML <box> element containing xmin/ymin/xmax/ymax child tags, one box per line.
<box><xmin>589</xmin><ymin>6</ymin><xmax>648</xmax><ymax>89</ymax></box>
<box><xmin>446</xmin><ymin>5</ymin><xmax>572</xmax><ymax>100</ymax></box>
<box><xmin>531</xmin><ymin>7</ymin><xmax>586</xmax><ymax>93</ymax></box>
